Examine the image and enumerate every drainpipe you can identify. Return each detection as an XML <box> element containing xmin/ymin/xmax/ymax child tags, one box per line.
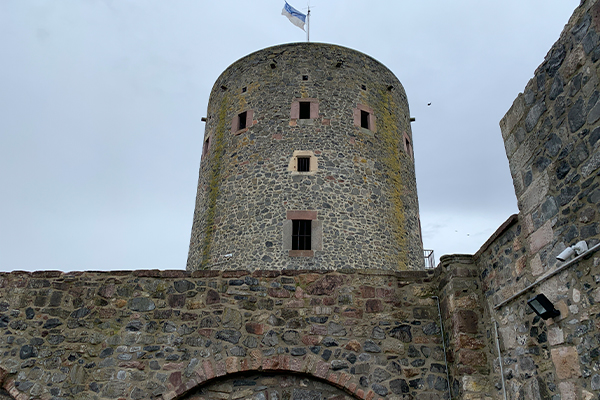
<box><xmin>432</xmin><ymin>296</ymin><xmax>452</xmax><ymax>400</ymax></box>
<box><xmin>493</xmin><ymin>320</ymin><xmax>508</xmax><ymax>400</ymax></box>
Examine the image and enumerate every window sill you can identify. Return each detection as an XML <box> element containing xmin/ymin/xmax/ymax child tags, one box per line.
<box><xmin>289</xmin><ymin>250</ymin><xmax>314</xmax><ymax>257</ymax></box>
<box><xmin>290</xmin><ymin>171</ymin><xmax>317</xmax><ymax>176</ymax></box>
<box><xmin>290</xmin><ymin>119</ymin><xmax>316</xmax><ymax>126</ymax></box>
<box><xmin>234</xmin><ymin>128</ymin><xmax>248</xmax><ymax>136</ymax></box>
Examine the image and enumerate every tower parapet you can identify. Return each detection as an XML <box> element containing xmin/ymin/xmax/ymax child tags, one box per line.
<box><xmin>187</xmin><ymin>43</ymin><xmax>423</xmax><ymax>271</ymax></box>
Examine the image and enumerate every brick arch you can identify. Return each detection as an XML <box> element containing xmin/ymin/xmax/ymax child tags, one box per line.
<box><xmin>173</xmin><ymin>369</ymin><xmax>363</xmax><ymax>400</ymax></box>
<box><xmin>0</xmin><ymin>367</ymin><xmax>17</xmax><ymax>400</ymax></box>
<box><xmin>159</xmin><ymin>357</ymin><xmax>367</xmax><ymax>400</ymax></box>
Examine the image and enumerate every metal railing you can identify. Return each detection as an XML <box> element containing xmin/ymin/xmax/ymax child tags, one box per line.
<box><xmin>424</xmin><ymin>249</ymin><xmax>436</xmax><ymax>269</ymax></box>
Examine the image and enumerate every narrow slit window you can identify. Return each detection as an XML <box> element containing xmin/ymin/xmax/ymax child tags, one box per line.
<box><xmin>238</xmin><ymin>111</ymin><xmax>247</xmax><ymax>130</ymax></box>
<box><xmin>202</xmin><ymin>137</ymin><xmax>210</xmax><ymax>158</ymax></box>
<box><xmin>299</xmin><ymin>102</ymin><xmax>311</xmax><ymax>119</ymax></box>
<box><xmin>292</xmin><ymin>220</ymin><xmax>311</xmax><ymax>250</ymax></box>
<box><xmin>297</xmin><ymin>157</ymin><xmax>310</xmax><ymax>172</ymax></box>
<box><xmin>405</xmin><ymin>137</ymin><xmax>413</xmax><ymax>159</ymax></box>
<box><xmin>361</xmin><ymin>110</ymin><xmax>370</xmax><ymax>129</ymax></box>
<box><xmin>302</xmin><ymin>75</ymin><xmax>308</xmax><ymax>81</ymax></box>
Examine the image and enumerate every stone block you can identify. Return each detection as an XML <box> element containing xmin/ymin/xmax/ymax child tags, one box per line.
<box><xmin>307</xmin><ymin>276</ymin><xmax>343</xmax><ymax>295</ymax></box>
<box><xmin>558</xmin><ymin>381</ymin><xmax>576</xmax><ymax>400</ymax></box>
<box><xmin>457</xmin><ymin>349</ymin><xmax>487</xmax><ymax>367</ymax></box>
<box><xmin>360</xmin><ymin>286</ymin><xmax>376</xmax><ymax>298</ymax></box>
<box><xmin>519</xmin><ymin>172</ymin><xmax>549</xmax><ymax>215</ymax></box>
<box><xmin>453</xmin><ymin>294</ymin><xmax>480</xmax><ymax>310</ymax></box>
<box><xmin>461</xmin><ymin>375</ymin><xmax>489</xmax><ymax>393</ymax></box>
<box><xmin>504</xmin><ymin>133</ymin><xmax>518</xmax><ymax>157</ymax></box>
<box><xmin>583</xmin><ymin>390</ymin><xmax>595</xmax><ymax>400</ymax></box>
<box><xmin>564</xmin><ymin>45</ymin><xmax>586</xmax><ymax>78</ymax></box>
<box><xmin>531</xmin><ymin>253</ymin><xmax>544</xmax><ymax>276</ymax></box>
<box><xmin>581</xmin><ymin>150</ymin><xmax>600</xmax><ymax>178</ymax></box>
<box><xmin>457</xmin><ymin>334</ymin><xmax>485</xmax><ymax>350</ymax></box>
<box><xmin>524</xmin><ymin>213</ymin><xmax>535</xmax><ymax>236</ymax></box>
<box><xmin>551</xmin><ymin>346</ymin><xmax>581</xmax><ymax>379</ymax></box>
<box><xmin>528</xmin><ymin>220</ymin><xmax>553</xmax><ymax>254</ymax></box>
<box><xmin>500</xmin><ymin>93</ymin><xmax>525</xmax><ymax>139</ymax></box>
<box><xmin>514</xmin><ymin>256</ymin><xmax>527</xmax><ymax>276</ymax></box>
<box><xmin>365</xmin><ymin>299</ymin><xmax>383</xmax><ymax>313</ymax></box>
<box><xmin>498</xmin><ymin>326</ymin><xmax>516</xmax><ymax>349</ymax></box>
<box><xmin>452</xmin><ymin>310</ymin><xmax>479</xmax><ymax>334</ymax></box>
<box><xmin>547</xmin><ymin>326</ymin><xmax>564</xmax><ymax>346</ymax></box>
<box><xmin>206</xmin><ymin>289</ymin><xmax>220</xmax><ymax>304</ymax></box>
<box><xmin>315</xmin><ymin>361</ymin><xmax>330</xmax><ymax>378</ymax></box>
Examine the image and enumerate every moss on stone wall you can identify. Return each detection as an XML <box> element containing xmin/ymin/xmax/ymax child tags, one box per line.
<box><xmin>375</xmin><ymin>87</ymin><xmax>407</xmax><ymax>270</ymax></box>
<box><xmin>200</xmin><ymin>96</ymin><xmax>229</xmax><ymax>268</ymax></box>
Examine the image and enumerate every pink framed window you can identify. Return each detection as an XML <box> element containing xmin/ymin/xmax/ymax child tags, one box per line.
<box><xmin>290</xmin><ymin>99</ymin><xmax>319</xmax><ymax>120</ymax></box>
<box><xmin>353</xmin><ymin>104</ymin><xmax>376</xmax><ymax>132</ymax></box>
<box><xmin>231</xmin><ymin>110</ymin><xmax>254</xmax><ymax>135</ymax></box>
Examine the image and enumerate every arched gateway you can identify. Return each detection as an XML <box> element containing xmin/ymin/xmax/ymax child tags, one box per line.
<box><xmin>181</xmin><ymin>372</ymin><xmax>360</xmax><ymax>400</ymax></box>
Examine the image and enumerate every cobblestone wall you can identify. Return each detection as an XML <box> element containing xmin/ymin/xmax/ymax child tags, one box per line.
<box><xmin>475</xmin><ymin>2</ymin><xmax>600</xmax><ymax>399</ymax></box>
<box><xmin>477</xmin><ymin>219</ymin><xmax>600</xmax><ymax>400</ymax></box>
<box><xmin>499</xmin><ymin>0</ymin><xmax>600</xmax><ymax>275</ymax></box>
<box><xmin>0</xmin><ymin>269</ymin><xmax>452</xmax><ymax>400</ymax></box>
<box><xmin>5</xmin><ymin>2</ymin><xmax>600</xmax><ymax>400</ymax></box>
<box><xmin>187</xmin><ymin>43</ymin><xmax>423</xmax><ymax>272</ymax></box>
<box><xmin>437</xmin><ymin>255</ymin><xmax>496</xmax><ymax>399</ymax></box>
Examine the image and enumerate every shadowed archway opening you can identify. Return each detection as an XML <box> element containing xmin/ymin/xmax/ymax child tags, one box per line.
<box><xmin>179</xmin><ymin>371</ymin><xmax>361</xmax><ymax>400</ymax></box>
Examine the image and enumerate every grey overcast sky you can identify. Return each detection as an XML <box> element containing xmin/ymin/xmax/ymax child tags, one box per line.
<box><xmin>0</xmin><ymin>0</ymin><xmax>580</xmax><ymax>271</ymax></box>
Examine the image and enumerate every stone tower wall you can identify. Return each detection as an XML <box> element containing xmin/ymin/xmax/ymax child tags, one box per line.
<box><xmin>187</xmin><ymin>43</ymin><xmax>423</xmax><ymax>272</ymax></box>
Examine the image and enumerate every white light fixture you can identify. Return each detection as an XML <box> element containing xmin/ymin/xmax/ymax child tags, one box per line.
<box><xmin>573</xmin><ymin>240</ymin><xmax>589</xmax><ymax>255</ymax></box>
<box><xmin>557</xmin><ymin>240</ymin><xmax>588</xmax><ymax>261</ymax></box>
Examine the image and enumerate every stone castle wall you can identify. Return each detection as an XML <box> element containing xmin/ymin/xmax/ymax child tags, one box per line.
<box><xmin>0</xmin><ymin>269</ymin><xmax>464</xmax><ymax>400</ymax></box>
<box><xmin>187</xmin><ymin>43</ymin><xmax>423</xmax><ymax>272</ymax></box>
<box><xmin>475</xmin><ymin>1</ymin><xmax>600</xmax><ymax>398</ymax></box>
<box><xmin>2</xmin><ymin>2</ymin><xmax>600</xmax><ymax>400</ymax></box>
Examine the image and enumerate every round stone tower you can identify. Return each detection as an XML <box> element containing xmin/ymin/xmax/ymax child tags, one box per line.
<box><xmin>187</xmin><ymin>43</ymin><xmax>423</xmax><ymax>271</ymax></box>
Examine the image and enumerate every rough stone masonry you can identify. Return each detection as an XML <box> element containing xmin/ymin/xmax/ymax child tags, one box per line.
<box><xmin>1</xmin><ymin>1</ymin><xmax>600</xmax><ymax>399</ymax></box>
<box><xmin>186</xmin><ymin>43</ymin><xmax>424</xmax><ymax>272</ymax></box>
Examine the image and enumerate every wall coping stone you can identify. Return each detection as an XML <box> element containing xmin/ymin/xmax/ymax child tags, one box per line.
<box><xmin>472</xmin><ymin>214</ymin><xmax>519</xmax><ymax>261</ymax></box>
<box><xmin>439</xmin><ymin>254</ymin><xmax>475</xmax><ymax>265</ymax></box>
<box><xmin>0</xmin><ymin>268</ymin><xmax>437</xmax><ymax>282</ymax></box>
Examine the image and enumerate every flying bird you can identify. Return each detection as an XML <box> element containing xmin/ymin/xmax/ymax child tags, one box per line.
<box><xmin>427</xmin><ymin>103</ymin><xmax>432</xmax><ymax>106</ymax></box>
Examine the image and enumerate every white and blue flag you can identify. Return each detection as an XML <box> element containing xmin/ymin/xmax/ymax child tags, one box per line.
<box><xmin>282</xmin><ymin>2</ymin><xmax>306</xmax><ymax>31</ymax></box>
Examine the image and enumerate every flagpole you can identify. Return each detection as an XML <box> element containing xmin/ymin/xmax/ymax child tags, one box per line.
<box><xmin>307</xmin><ymin>7</ymin><xmax>310</xmax><ymax>42</ymax></box>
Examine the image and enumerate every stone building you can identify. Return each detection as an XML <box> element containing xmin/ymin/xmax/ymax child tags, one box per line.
<box><xmin>186</xmin><ymin>43</ymin><xmax>424</xmax><ymax>272</ymax></box>
<box><xmin>0</xmin><ymin>1</ymin><xmax>599</xmax><ymax>399</ymax></box>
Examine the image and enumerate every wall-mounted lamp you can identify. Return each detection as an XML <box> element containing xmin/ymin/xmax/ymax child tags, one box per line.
<box><xmin>527</xmin><ymin>293</ymin><xmax>560</xmax><ymax>320</ymax></box>
<box><xmin>557</xmin><ymin>240</ymin><xmax>588</xmax><ymax>261</ymax></box>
